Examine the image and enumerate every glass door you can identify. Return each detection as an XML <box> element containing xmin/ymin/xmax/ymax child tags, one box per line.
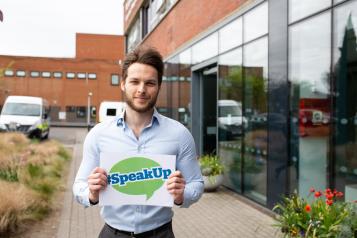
<box><xmin>200</xmin><ymin>65</ymin><xmax>218</xmax><ymax>155</ymax></box>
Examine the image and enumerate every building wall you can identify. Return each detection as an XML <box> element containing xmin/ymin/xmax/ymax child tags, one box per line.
<box><xmin>123</xmin><ymin>0</ymin><xmax>357</xmax><ymax>210</ymax></box>
<box><xmin>0</xmin><ymin>33</ymin><xmax>124</xmax><ymax>123</ymax></box>
<box><xmin>125</xmin><ymin>0</ymin><xmax>250</xmax><ymax>58</ymax></box>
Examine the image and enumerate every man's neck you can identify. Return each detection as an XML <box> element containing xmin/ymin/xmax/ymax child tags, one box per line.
<box><xmin>124</xmin><ymin>107</ymin><xmax>154</xmax><ymax>138</ymax></box>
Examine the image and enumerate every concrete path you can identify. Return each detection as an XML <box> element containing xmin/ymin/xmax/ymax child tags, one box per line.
<box><xmin>56</xmin><ymin>129</ymin><xmax>281</xmax><ymax>238</ymax></box>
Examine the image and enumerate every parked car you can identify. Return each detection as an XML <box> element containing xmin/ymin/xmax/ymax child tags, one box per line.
<box><xmin>218</xmin><ymin>100</ymin><xmax>247</xmax><ymax>139</ymax></box>
<box><xmin>0</xmin><ymin>96</ymin><xmax>50</xmax><ymax>139</ymax></box>
<box><xmin>99</xmin><ymin>101</ymin><xmax>126</xmax><ymax>122</ymax></box>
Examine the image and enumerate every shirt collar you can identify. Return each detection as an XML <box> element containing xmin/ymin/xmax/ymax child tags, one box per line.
<box><xmin>116</xmin><ymin>107</ymin><xmax>161</xmax><ymax>128</ymax></box>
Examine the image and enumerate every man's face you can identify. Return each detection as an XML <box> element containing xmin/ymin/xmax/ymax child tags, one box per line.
<box><xmin>121</xmin><ymin>63</ymin><xmax>160</xmax><ymax>113</ymax></box>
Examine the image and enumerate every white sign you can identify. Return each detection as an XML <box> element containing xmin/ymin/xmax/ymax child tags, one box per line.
<box><xmin>58</xmin><ymin>111</ymin><xmax>66</xmax><ymax>120</ymax></box>
<box><xmin>99</xmin><ymin>152</ymin><xmax>176</xmax><ymax>207</ymax></box>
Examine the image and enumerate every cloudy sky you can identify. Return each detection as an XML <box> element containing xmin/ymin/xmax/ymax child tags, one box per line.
<box><xmin>0</xmin><ymin>0</ymin><xmax>124</xmax><ymax>58</ymax></box>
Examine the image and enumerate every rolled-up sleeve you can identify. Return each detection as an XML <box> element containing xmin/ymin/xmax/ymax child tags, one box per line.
<box><xmin>72</xmin><ymin>127</ymin><xmax>100</xmax><ymax>207</ymax></box>
<box><xmin>176</xmin><ymin>128</ymin><xmax>204</xmax><ymax>208</ymax></box>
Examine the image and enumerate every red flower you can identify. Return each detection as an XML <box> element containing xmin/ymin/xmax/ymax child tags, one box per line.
<box><xmin>326</xmin><ymin>199</ymin><xmax>333</xmax><ymax>206</ymax></box>
<box><xmin>309</xmin><ymin>187</ymin><xmax>315</xmax><ymax>193</ymax></box>
<box><xmin>336</xmin><ymin>192</ymin><xmax>344</xmax><ymax>198</ymax></box>
<box><xmin>314</xmin><ymin>191</ymin><xmax>322</xmax><ymax>198</ymax></box>
<box><xmin>326</xmin><ymin>193</ymin><xmax>334</xmax><ymax>200</ymax></box>
<box><xmin>325</xmin><ymin>188</ymin><xmax>332</xmax><ymax>194</ymax></box>
<box><xmin>305</xmin><ymin>204</ymin><xmax>311</xmax><ymax>212</ymax></box>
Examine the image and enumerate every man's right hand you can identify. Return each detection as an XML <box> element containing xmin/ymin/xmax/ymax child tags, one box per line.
<box><xmin>88</xmin><ymin>167</ymin><xmax>107</xmax><ymax>204</ymax></box>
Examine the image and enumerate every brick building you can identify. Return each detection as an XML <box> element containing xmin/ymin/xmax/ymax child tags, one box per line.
<box><xmin>124</xmin><ymin>0</ymin><xmax>357</xmax><ymax>210</ymax></box>
<box><xmin>0</xmin><ymin>33</ymin><xmax>125</xmax><ymax>124</ymax></box>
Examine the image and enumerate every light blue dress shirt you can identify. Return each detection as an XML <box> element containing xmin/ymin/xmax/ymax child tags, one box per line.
<box><xmin>73</xmin><ymin>108</ymin><xmax>204</xmax><ymax>234</ymax></box>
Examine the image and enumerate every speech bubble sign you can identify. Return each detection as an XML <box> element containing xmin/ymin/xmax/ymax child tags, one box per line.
<box><xmin>100</xmin><ymin>153</ymin><xmax>176</xmax><ymax>207</ymax></box>
<box><xmin>108</xmin><ymin>156</ymin><xmax>171</xmax><ymax>200</ymax></box>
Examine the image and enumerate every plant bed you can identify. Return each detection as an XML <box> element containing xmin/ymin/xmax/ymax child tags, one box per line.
<box><xmin>0</xmin><ymin>132</ymin><xmax>71</xmax><ymax>236</ymax></box>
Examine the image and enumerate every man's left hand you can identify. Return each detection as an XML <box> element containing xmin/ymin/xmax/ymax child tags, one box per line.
<box><xmin>166</xmin><ymin>171</ymin><xmax>185</xmax><ymax>205</ymax></box>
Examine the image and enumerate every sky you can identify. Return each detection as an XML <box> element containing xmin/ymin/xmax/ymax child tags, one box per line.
<box><xmin>0</xmin><ymin>0</ymin><xmax>124</xmax><ymax>58</ymax></box>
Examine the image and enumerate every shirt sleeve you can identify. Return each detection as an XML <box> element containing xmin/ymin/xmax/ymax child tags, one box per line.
<box><xmin>176</xmin><ymin>127</ymin><xmax>204</xmax><ymax>208</ymax></box>
<box><xmin>72</xmin><ymin>126</ymin><xmax>101</xmax><ymax>207</ymax></box>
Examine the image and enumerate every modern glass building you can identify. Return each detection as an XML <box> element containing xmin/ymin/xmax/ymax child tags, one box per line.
<box><xmin>124</xmin><ymin>0</ymin><xmax>357</xmax><ymax>209</ymax></box>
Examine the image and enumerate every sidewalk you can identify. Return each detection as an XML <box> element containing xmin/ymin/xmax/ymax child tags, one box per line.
<box><xmin>56</xmin><ymin>130</ymin><xmax>281</xmax><ymax>238</ymax></box>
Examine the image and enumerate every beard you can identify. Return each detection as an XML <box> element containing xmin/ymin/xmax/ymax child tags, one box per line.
<box><xmin>123</xmin><ymin>90</ymin><xmax>159</xmax><ymax>113</ymax></box>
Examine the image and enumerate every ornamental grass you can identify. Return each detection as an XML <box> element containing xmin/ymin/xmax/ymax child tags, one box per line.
<box><xmin>273</xmin><ymin>187</ymin><xmax>357</xmax><ymax>238</ymax></box>
<box><xmin>0</xmin><ymin>132</ymin><xmax>71</xmax><ymax>235</ymax></box>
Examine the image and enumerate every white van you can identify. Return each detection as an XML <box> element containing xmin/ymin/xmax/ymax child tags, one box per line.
<box><xmin>99</xmin><ymin>101</ymin><xmax>126</xmax><ymax>122</ymax></box>
<box><xmin>218</xmin><ymin>100</ymin><xmax>247</xmax><ymax>138</ymax></box>
<box><xmin>0</xmin><ymin>96</ymin><xmax>50</xmax><ymax>139</ymax></box>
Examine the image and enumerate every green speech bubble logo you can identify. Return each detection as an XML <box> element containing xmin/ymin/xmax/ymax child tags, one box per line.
<box><xmin>108</xmin><ymin>157</ymin><xmax>172</xmax><ymax>200</ymax></box>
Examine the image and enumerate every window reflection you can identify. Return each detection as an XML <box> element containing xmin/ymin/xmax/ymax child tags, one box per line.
<box><xmin>192</xmin><ymin>33</ymin><xmax>218</xmax><ymax>64</ymax></box>
<box><xmin>243</xmin><ymin>37</ymin><xmax>268</xmax><ymax>204</ymax></box>
<box><xmin>218</xmin><ymin>48</ymin><xmax>243</xmax><ymax>192</ymax></box>
<box><xmin>178</xmin><ymin>49</ymin><xmax>192</xmax><ymax>128</ymax></box>
<box><xmin>333</xmin><ymin>1</ymin><xmax>357</xmax><ymax>202</ymax></box>
<box><xmin>243</xmin><ymin>2</ymin><xmax>268</xmax><ymax>43</ymax></box>
<box><xmin>289</xmin><ymin>12</ymin><xmax>331</xmax><ymax>198</ymax></box>
<box><xmin>289</xmin><ymin>0</ymin><xmax>331</xmax><ymax>23</ymax></box>
<box><xmin>219</xmin><ymin>17</ymin><xmax>242</xmax><ymax>53</ymax></box>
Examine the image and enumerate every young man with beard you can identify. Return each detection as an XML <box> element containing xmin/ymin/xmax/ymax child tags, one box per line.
<box><xmin>73</xmin><ymin>46</ymin><xmax>204</xmax><ymax>238</ymax></box>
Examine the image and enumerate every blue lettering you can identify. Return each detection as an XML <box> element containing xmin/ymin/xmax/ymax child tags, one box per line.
<box><xmin>119</xmin><ymin>175</ymin><xmax>129</xmax><ymax>185</ymax></box>
<box><xmin>109</xmin><ymin>167</ymin><xmax>172</xmax><ymax>186</ymax></box>
<box><xmin>136</xmin><ymin>172</ymin><xmax>144</xmax><ymax>180</ymax></box>
<box><xmin>111</xmin><ymin>173</ymin><xmax>120</xmax><ymax>185</ymax></box>
<box><xmin>152</xmin><ymin>167</ymin><xmax>162</xmax><ymax>178</ymax></box>
<box><xmin>163</xmin><ymin>169</ymin><xmax>172</xmax><ymax>179</ymax></box>
<box><xmin>128</xmin><ymin>173</ymin><xmax>136</xmax><ymax>181</ymax></box>
<box><xmin>143</xmin><ymin>169</ymin><xmax>154</xmax><ymax>179</ymax></box>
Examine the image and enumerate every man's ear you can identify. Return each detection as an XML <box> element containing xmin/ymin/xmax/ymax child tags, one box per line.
<box><xmin>120</xmin><ymin>80</ymin><xmax>125</xmax><ymax>91</ymax></box>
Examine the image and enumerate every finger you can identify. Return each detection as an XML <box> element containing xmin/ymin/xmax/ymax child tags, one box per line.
<box><xmin>167</xmin><ymin>182</ymin><xmax>185</xmax><ymax>190</ymax></box>
<box><xmin>168</xmin><ymin>171</ymin><xmax>182</xmax><ymax>179</ymax></box>
<box><xmin>92</xmin><ymin>167</ymin><xmax>107</xmax><ymax>176</ymax></box>
<box><xmin>88</xmin><ymin>172</ymin><xmax>108</xmax><ymax>182</ymax></box>
<box><xmin>89</xmin><ymin>178</ymin><xmax>107</xmax><ymax>187</ymax></box>
<box><xmin>167</xmin><ymin>177</ymin><xmax>185</xmax><ymax>185</ymax></box>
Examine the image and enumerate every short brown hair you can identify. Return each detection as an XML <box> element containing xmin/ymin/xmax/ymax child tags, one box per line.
<box><xmin>122</xmin><ymin>45</ymin><xmax>164</xmax><ymax>85</ymax></box>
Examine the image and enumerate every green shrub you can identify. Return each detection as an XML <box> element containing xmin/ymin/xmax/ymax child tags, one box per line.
<box><xmin>0</xmin><ymin>133</ymin><xmax>71</xmax><ymax>235</ymax></box>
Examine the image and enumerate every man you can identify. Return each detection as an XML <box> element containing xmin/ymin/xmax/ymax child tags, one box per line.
<box><xmin>73</xmin><ymin>46</ymin><xmax>204</xmax><ymax>238</ymax></box>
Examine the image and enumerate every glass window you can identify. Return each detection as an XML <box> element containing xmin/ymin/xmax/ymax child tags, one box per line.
<box><xmin>127</xmin><ymin>16</ymin><xmax>141</xmax><ymax>52</ymax></box>
<box><xmin>16</xmin><ymin>70</ymin><xmax>26</xmax><ymax>77</ymax></box>
<box><xmin>4</xmin><ymin>70</ymin><xmax>14</xmax><ymax>77</ymax></box>
<box><xmin>333</xmin><ymin>0</ymin><xmax>357</xmax><ymax>202</ymax></box>
<box><xmin>178</xmin><ymin>48</ymin><xmax>191</xmax><ymax>66</ymax></box>
<box><xmin>289</xmin><ymin>0</ymin><xmax>331</xmax><ymax>23</ymax></box>
<box><xmin>289</xmin><ymin>12</ymin><xmax>331</xmax><ymax>198</ymax></box>
<box><xmin>219</xmin><ymin>17</ymin><xmax>242</xmax><ymax>53</ymax></box>
<box><xmin>243</xmin><ymin>37</ymin><xmax>268</xmax><ymax>204</ymax></box>
<box><xmin>218</xmin><ymin>48</ymin><xmax>243</xmax><ymax>193</ymax></box>
<box><xmin>243</xmin><ymin>2</ymin><xmax>268</xmax><ymax>43</ymax></box>
<box><xmin>77</xmin><ymin>73</ymin><xmax>86</xmax><ymax>79</ymax></box>
<box><xmin>192</xmin><ymin>32</ymin><xmax>218</xmax><ymax>64</ymax></box>
<box><xmin>178</xmin><ymin>49</ymin><xmax>192</xmax><ymax>127</ymax></box>
<box><xmin>111</xmin><ymin>74</ymin><xmax>120</xmax><ymax>85</ymax></box>
<box><xmin>42</xmin><ymin>72</ymin><xmax>51</xmax><ymax>78</ymax></box>
<box><xmin>88</xmin><ymin>73</ymin><xmax>97</xmax><ymax>79</ymax></box>
<box><xmin>66</xmin><ymin>72</ymin><xmax>75</xmax><ymax>79</ymax></box>
<box><xmin>30</xmin><ymin>71</ymin><xmax>40</xmax><ymax>78</ymax></box>
<box><xmin>53</xmin><ymin>72</ymin><xmax>62</xmax><ymax>78</ymax></box>
<box><xmin>2</xmin><ymin>103</ymin><xmax>41</xmax><ymax>116</ymax></box>
<box><xmin>76</xmin><ymin>106</ymin><xmax>86</xmax><ymax>118</ymax></box>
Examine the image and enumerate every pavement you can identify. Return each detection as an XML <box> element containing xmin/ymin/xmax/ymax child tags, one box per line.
<box><xmin>56</xmin><ymin>129</ymin><xmax>281</xmax><ymax>238</ymax></box>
